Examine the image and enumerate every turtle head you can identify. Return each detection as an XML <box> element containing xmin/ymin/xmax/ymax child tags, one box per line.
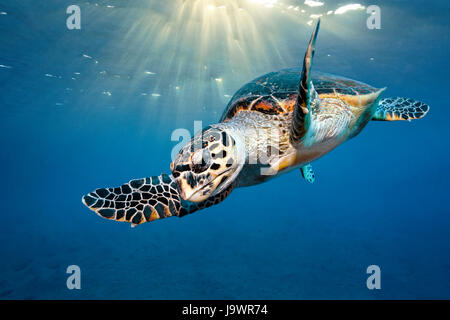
<box><xmin>171</xmin><ymin>126</ymin><xmax>244</xmax><ymax>203</ymax></box>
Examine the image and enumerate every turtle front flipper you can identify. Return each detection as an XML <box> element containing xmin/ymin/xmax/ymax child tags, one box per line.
<box><xmin>82</xmin><ymin>173</ymin><xmax>233</xmax><ymax>227</ymax></box>
<box><xmin>290</xmin><ymin>19</ymin><xmax>321</xmax><ymax>145</ymax></box>
<box><xmin>372</xmin><ymin>97</ymin><xmax>429</xmax><ymax>121</ymax></box>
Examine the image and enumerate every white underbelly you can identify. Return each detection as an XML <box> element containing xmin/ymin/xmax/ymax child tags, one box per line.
<box><xmin>236</xmin><ymin>137</ymin><xmax>344</xmax><ymax>187</ymax></box>
<box><xmin>294</xmin><ymin>137</ymin><xmax>343</xmax><ymax>166</ymax></box>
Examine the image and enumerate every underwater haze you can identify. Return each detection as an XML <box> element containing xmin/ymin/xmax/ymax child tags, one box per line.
<box><xmin>0</xmin><ymin>0</ymin><xmax>449</xmax><ymax>299</ymax></box>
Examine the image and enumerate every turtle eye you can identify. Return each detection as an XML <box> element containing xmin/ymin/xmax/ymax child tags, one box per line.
<box><xmin>191</xmin><ymin>149</ymin><xmax>211</xmax><ymax>174</ymax></box>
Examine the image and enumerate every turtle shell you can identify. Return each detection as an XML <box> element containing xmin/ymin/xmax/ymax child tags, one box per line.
<box><xmin>220</xmin><ymin>68</ymin><xmax>379</xmax><ymax>122</ymax></box>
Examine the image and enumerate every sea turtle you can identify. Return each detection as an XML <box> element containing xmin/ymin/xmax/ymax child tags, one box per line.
<box><xmin>82</xmin><ymin>20</ymin><xmax>429</xmax><ymax>226</ymax></box>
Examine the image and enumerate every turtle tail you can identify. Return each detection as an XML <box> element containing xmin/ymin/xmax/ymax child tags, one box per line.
<box><xmin>82</xmin><ymin>173</ymin><xmax>232</xmax><ymax>227</ymax></box>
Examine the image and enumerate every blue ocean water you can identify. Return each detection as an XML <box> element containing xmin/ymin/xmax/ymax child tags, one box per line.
<box><xmin>0</xmin><ymin>0</ymin><xmax>449</xmax><ymax>299</ymax></box>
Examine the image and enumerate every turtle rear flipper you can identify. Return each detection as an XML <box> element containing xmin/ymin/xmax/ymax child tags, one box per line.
<box><xmin>82</xmin><ymin>173</ymin><xmax>233</xmax><ymax>227</ymax></box>
<box><xmin>372</xmin><ymin>97</ymin><xmax>429</xmax><ymax>121</ymax></box>
<box><xmin>300</xmin><ymin>164</ymin><xmax>315</xmax><ymax>184</ymax></box>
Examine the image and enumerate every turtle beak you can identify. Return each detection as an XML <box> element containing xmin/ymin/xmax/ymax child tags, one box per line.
<box><xmin>173</xmin><ymin>172</ymin><xmax>203</xmax><ymax>202</ymax></box>
<box><xmin>179</xmin><ymin>168</ymin><xmax>235</xmax><ymax>203</ymax></box>
<box><xmin>180</xmin><ymin>188</ymin><xmax>196</xmax><ymax>202</ymax></box>
<box><xmin>184</xmin><ymin>189</ymin><xmax>209</xmax><ymax>203</ymax></box>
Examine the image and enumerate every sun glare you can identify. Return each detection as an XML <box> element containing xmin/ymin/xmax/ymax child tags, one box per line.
<box><xmin>91</xmin><ymin>0</ymin><xmax>369</xmax><ymax>121</ymax></box>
